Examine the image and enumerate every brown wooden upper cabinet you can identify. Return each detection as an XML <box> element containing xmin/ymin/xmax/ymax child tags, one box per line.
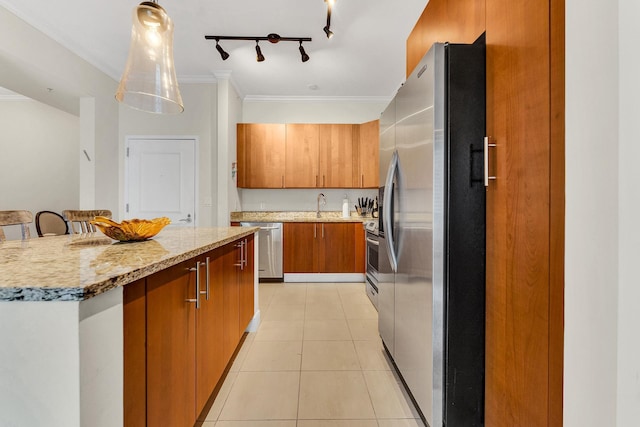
<box><xmin>285</xmin><ymin>123</ymin><xmax>320</xmax><ymax>188</ymax></box>
<box><xmin>354</xmin><ymin>120</ymin><xmax>379</xmax><ymax>188</ymax></box>
<box><xmin>319</xmin><ymin>124</ymin><xmax>355</xmax><ymax>188</ymax></box>
<box><xmin>237</xmin><ymin>121</ymin><xmax>379</xmax><ymax>189</ymax></box>
<box><xmin>237</xmin><ymin>123</ymin><xmax>286</xmax><ymax>188</ymax></box>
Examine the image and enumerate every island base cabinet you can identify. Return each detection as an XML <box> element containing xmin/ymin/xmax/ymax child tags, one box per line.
<box><xmin>123</xmin><ymin>279</ymin><xmax>147</xmax><ymax>427</ymax></box>
<box><xmin>123</xmin><ymin>235</ymin><xmax>255</xmax><ymax>427</ymax></box>
<box><xmin>196</xmin><ymin>249</ymin><xmax>226</xmax><ymax>416</ymax></box>
<box><xmin>146</xmin><ymin>259</ymin><xmax>197</xmax><ymax>427</ymax></box>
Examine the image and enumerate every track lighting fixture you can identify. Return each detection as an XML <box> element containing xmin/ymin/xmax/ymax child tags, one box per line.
<box><xmin>324</xmin><ymin>0</ymin><xmax>335</xmax><ymax>39</ymax></box>
<box><xmin>205</xmin><ymin>33</ymin><xmax>312</xmax><ymax>63</ymax></box>
<box><xmin>215</xmin><ymin>40</ymin><xmax>229</xmax><ymax>60</ymax></box>
<box><xmin>299</xmin><ymin>41</ymin><xmax>310</xmax><ymax>62</ymax></box>
<box><xmin>255</xmin><ymin>41</ymin><xmax>265</xmax><ymax>62</ymax></box>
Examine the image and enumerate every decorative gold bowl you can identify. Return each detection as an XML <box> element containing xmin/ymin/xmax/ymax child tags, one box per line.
<box><xmin>91</xmin><ymin>216</ymin><xmax>171</xmax><ymax>242</ymax></box>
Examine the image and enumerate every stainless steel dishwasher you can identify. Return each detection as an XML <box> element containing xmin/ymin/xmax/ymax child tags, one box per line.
<box><xmin>240</xmin><ymin>222</ymin><xmax>283</xmax><ymax>280</ymax></box>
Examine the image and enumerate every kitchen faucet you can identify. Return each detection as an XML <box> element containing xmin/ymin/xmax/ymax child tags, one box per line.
<box><xmin>317</xmin><ymin>193</ymin><xmax>326</xmax><ymax>218</ymax></box>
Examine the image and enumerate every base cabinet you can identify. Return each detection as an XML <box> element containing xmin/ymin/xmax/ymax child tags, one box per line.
<box><xmin>146</xmin><ymin>260</ymin><xmax>197</xmax><ymax>427</ymax></box>
<box><xmin>283</xmin><ymin>222</ymin><xmax>364</xmax><ymax>273</ymax></box>
<box><xmin>124</xmin><ymin>235</ymin><xmax>255</xmax><ymax>427</ymax></box>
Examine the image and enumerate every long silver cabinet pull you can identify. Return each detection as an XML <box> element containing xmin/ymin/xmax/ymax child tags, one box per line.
<box><xmin>200</xmin><ymin>257</ymin><xmax>210</xmax><ymax>300</ymax></box>
<box><xmin>314</xmin><ymin>224</ymin><xmax>317</xmax><ymax>239</ymax></box>
<box><xmin>234</xmin><ymin>240</ymin><xmax>244</xmax><ymax>270</ymax></box>
<box><xmin>242</xmin><ymin>238</ymin><xmax>248</xmax><ymax>267</ymax></box>
<box><xmin>484</xmin><ymin>136</ymin><xmax>497</xmax><ymax>187</ymax></box>
<box><xmin>186</xmin><ymin>261</ymin><xmax>201</xmax><ymax>309</ymax></box>
<box><xmin>322</xmin><ymin>223</ymin><xmax>325</xmax><ymax>238</ymax></box>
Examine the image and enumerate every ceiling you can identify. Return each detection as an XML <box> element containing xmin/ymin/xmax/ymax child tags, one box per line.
<box><xmin>0</xmin><ymin>0</ymin><xmax>429</xmax><ymax>101</ymax></box>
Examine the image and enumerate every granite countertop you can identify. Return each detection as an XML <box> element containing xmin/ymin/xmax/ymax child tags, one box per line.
<box><xmin>230</xmin><ymin>211</ymin><xmax>376</xmax><ymax>223</ymax></box>
<box><xmin>0</xmin><ymin>227</ymin><xmax>257</xmax><ymax>302</ymax></box>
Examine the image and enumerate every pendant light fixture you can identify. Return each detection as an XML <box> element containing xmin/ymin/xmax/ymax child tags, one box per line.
<box><xmin>116</xmin><ymin>1</ymin><xmax>184</xmax><ymax>114</ymax></box>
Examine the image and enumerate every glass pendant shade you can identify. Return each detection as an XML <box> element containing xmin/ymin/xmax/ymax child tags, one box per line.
<box><xmin>115</xmin><ymin>1</ymin><xmax>184</xmax><ymax>114</ymax></box>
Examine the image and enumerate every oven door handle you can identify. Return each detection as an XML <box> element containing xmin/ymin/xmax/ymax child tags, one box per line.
<box><xmin>366</xmin><ymin>237</ymin><xmax>380</xmax><ymax>246</ymax></box>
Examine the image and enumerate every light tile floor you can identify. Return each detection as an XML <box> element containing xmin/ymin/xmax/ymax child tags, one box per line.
<box><xmin>203</xmin><ymin>282</ymin><xmax>426</xmax><ymax>427</ymax></box>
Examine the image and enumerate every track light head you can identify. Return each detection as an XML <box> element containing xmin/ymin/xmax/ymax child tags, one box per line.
<box><xmin>215</xmin><ymin>40</ymin><xmax>229</xmax><ymax>60</ymax></box>
<box><xmin>255</xmin><ymin>41</ymin><xmax>265</xmax><ymax>62</ymax></box>
<box><xmin>299</xmin><ymin>41</ymin><xmax>310</xmax><ymax>62</ymax></box>
<box><xmin>323</xmin><ymin>26</ymin><xmax>333</xmax><ymax>39</ymax></box>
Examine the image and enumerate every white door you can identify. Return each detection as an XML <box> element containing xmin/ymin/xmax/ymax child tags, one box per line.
<box><xmin>126</xmin><ymin>138</ymin><xmax>196</xmax><ymax>226</ymax></box>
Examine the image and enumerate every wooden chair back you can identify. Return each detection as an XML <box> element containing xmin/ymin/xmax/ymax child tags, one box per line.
<box><xmin>35</xmin><ymin>211</ymin><xmax>69</xmax><ymax>237</ymax></box>
<box><xmin>0</xmin><ymin>210</ymin><xmax>33</xmax><ymax>241</ymax></box>
<box><xmin>63</xmin><ymin>210</ymin><xmax>112</xmax><ymax>234</ymax></box>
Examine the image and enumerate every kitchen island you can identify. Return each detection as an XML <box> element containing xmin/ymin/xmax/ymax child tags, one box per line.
<box><xmin>0</xmin><ymin>227</ymin><xmax>258</xmax><ymax>427</ymax></box>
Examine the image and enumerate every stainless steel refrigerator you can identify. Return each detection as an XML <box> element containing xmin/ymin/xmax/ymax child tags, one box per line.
<box><xmin>378</xmin><ymin>36</ymin><xmax>486</xmax><ymax>427</ymax></box>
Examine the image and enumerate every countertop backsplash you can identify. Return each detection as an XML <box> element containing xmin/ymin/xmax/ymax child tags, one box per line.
<box><xmin>239</xmin><ymin>188</ymin><xmax>378</xmax><ymax>213</ymax></box>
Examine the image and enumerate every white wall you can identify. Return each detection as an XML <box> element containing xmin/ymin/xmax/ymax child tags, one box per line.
<box><xmin>118</xmin><ymin>83</ymin><xmax>217</xmax><ymax>226</ymax></box>
<box><xmin>565</xmin><ymin>0</ymin><xmax>640</xmax><ymax>425</ymax></box>
<box><xmin>0</xmin><ymin>98</ymin><xmax>79</xmax><ymax>240</ymax></box>
<box><xmin>242</xmin><ymin>98</ymin><xmax>389</xmax><ymax>124</ymax></box>
<box><xmin>616</xmin><ymin>0</ymin><xmax>640</xmax><ymax>423</ymax></box>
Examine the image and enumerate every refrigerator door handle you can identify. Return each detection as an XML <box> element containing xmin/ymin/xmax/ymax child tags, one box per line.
<box><xmin>383</xmin><ymin>150</ymin><xmax>399</xmax><ymax>272</ymax></box>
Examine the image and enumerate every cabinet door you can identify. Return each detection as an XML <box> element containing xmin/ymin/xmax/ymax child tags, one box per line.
<box><xmin>146</xmin><ymin>260</ymin><xmax>197</xmax><ymax>427</ymax></box>
<box><xmin>285</xmin><ymin>124</ymin><xmax>320</xmax><ymax>188</ymax></box>
<box><xmin>239</xmin><ymin>235</ymin><xmax>255</xmax><ymax>335</ymax></box>
<box><xmin>238</xmin><ymin>123</ymin><xmax>286</xmax><ymax>188</ymax></box>
<box><xmin>223</xmin><ymin>243</ymin><xmax>240</xmax><ymax>364</ymax></box>
<box><xmin>284</xmin><ymin>222</ymin><xmax>319</xmax><ymax>273</ymax></box>
<box><xmin>354</xmin><ymin>223</ymin><xmax>366</xmax><ymax>273</ymax></box>
<box><xmin>123</xmin><ymin>279</ymin><xmax>146</xmax><ymax>427</ymax></box>
<box><xmin>319</xmin><ymin>223</ymin><xmax>357</xmax><ymax>273</ymax></box>
<box><xmin>355</xmin><ymin>120</ymin><xmax>380</xmax><ymax>188</ymax></box>
<box><xmin>196</xmin><ymin>250</ymin><xmax>225</xmax><ymax>417</ymax></box>
<box><xmin>319</xmin><ymin>124</ymin><xmax>355</xmax><ymax>188</ymax></box>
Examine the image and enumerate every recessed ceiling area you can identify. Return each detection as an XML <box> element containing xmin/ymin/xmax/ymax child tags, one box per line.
<box><xmin>0</xmin><ymin>0</ymin><xmax>429</xmax><ymax>99</ymax></box>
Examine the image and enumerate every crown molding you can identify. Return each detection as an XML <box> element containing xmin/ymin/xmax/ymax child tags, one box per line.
<box><xmin>242</xmin><ymin>95</ymin><xmax>392</xmax><ymax>103</ymax></box>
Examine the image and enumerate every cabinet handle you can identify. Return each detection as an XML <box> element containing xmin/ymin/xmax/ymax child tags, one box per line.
<box><xmin>282</xmin><ymin>176</ymin><xmax>284</xmax><ymax>188</ymax></box>
<box><xmin>322</xmin><ymin>223</ymin><xmax>325</xmax><ymax>238</ymax></box>
<box><xmin>186</xmin><ymin>261</ymin><xmax>201</xmax><ymax>309</ymax></box>
<box><xmin>323</xmin><ymin>175</ymin><xmax>325</xmax><ymax>187</ymax></box>
<box><xmin>316</xmin><ymin>175</ymin><xmax>318</xmax><ymax>187</ymax></box>
<box><xmin>361</xmin><ymin>174</ymin><xmax>364</xmax><ymax>188</ymax></box>
<box><xmin>484</xmin><ymin>136</ymin><xmax>497</xmax><ymax>187</ymax></box>
<box><xmin>234</xmin><ymin>241</ymin><xmax>244</xmax><ymax>270</ymax></box>
<box><xmin>200</xmin><ymin>257</ymin><xmax>210</xmax><ymax>300</ymax></box>
<box><xmin>314</xmin><ymin>224</ymin><xmax>317</xmax><ymax>239</ymax></box>
<box><xmin>242</xmin><ymin>238</ymin><xmax>248</xmax><ymax>267</ymax></box>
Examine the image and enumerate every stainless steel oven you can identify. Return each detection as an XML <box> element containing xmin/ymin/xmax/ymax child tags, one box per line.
<box><xmin>364</xmin><ymin>221</ymin><xmax>379</xmax><ymax>309</ymax></box>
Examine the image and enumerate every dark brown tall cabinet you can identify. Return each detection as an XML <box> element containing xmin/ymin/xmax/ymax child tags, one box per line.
<box><xmin>407</xmin><ymin>0</ymin><xmax>564</xmax><ymax>426</ymax></box>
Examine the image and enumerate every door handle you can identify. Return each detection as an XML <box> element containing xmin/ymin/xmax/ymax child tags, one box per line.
<box><xmin>484</xmin><ymin>136</ymin><xmax>497</xmax><ymax>187</ymax></box>
<box><xmin>383</xmin><ymin>150</ymin><xmax>399</xmax><ymax>273</ymax></box>
<box><xmin>179</xmin><ymin>213</ymin><xmax>192</xmax><ymax>223</ymax></box>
